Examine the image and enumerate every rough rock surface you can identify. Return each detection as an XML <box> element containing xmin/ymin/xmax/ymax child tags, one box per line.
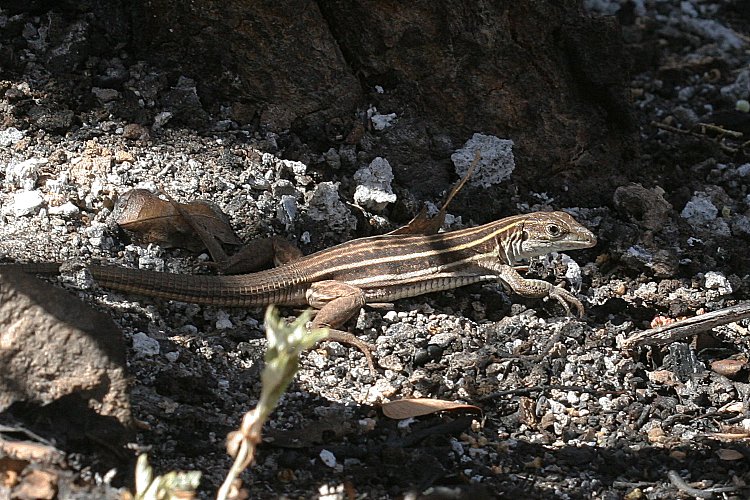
<box><xmin>0</xmin><ymin>269</ymin><xmax>131</xmax><ymax>421</ymax></box>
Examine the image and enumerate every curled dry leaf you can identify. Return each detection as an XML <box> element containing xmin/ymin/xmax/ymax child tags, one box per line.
<box><xmin>381</xmin><ymin>398</ymin><xmax>481</xmax><ymax>419</ymax></box>
<box><xmin>718</xmin><ymin>401</ymin><xmax>745</xmax><ymax>414</ymax></box>
<box><xmin>710</xmin><ymin>358</ymin><xmax>747</xmax><ymax>378</ymax></box>
<box><xmin>716</xmin><ymin>449</ymin><xmax>744</xmax><ymax>461</ymax></box>
<box><xmin>113</xmin><ymin>189</ymin><xmax>241</xmax><ymax>251</ymax></box>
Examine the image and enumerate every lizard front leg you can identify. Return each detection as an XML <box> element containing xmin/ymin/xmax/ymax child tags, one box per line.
<box><xmin>495</xmin><ymin>264</ymin><xmax>585</xmax><ymax>317</ymax></box>
<box><xmin>306</xmin><ymin>280</ymin><xmax>376</xmax><ymax>372</ymax></box>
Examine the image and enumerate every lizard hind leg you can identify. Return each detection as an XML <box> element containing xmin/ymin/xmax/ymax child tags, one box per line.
<box><xmin>307</xmin><ymin>280</ymin><xmax>376</xmax><ymax>372</ymax></box>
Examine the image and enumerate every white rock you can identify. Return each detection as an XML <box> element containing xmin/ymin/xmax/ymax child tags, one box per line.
<box><xmin>305</xmin><ymin>181</ymin><xmax>357</xmax><ymax>233</ymax></box>
<box><xmin>153</xmin><ymin>111</ymin><xmax>173</xmax><ymax>129</ymax></box>
<box><xmin>371</xmin><ymin>112</ymin><xmax>397</xmax><ymax>130</ymax></box>
<box><xmin>681</xmin><ymin>192</ymin><xmax>718</xmax><ymax>224</ymax></box>
<box><xmin>452</xmin><ymin>133</ymin><xmax>515</xmax><ymax>187</ymax></box>
<box><xmin>704</xmin><ymin>271</ymin><xmax>732</xmax><ymax>296</ymax></box>
<box><xmin>48</xmin><ymin>201</ymin><xmax>80</xmax><ymax>217</ymax></box>
<box><xmin>6</xmin><ymin>157</ymin><xmax>46</xmax><ymax>189</ymax></box>
<box><xmin>277</xmin><ymin>194</ymin><xmax>298</xmax><ymax>227</ymax></box>
<box><xmin>353</xmin><ymin>157</ymin><xmax>397</xmax><ymax>211</ymax></box>
<box><xmin>132</xmin><ymin>332</ymin><xmax>160</xmax><ymax>358</ymax></box>
<box><xmin>319</xmin><ymin>449</ymin><xmax>337</xmax><ymax>468</ymax></box>
<box><xmin>0</xmin><ymin>127</ymin><xmax>24</xmax><ymax>147</ymax></box>
<box><xmin>10</xmin><ymin>190</ymin><xmax>44</xmax><ymax>216</ymax></box>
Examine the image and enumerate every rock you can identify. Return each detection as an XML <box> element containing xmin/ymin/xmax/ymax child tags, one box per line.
<box><xmin>368</xmin><ymin>107</ymin><xmax>397</xmax><ymax>130</ymax></box>
<box><xmin>451</xmin><ymin>133</ymin><xmax>515</xmax><ymax>188</ymax></box>
<box><xmin>48</xmin><ymin>201</ymin><xmax>80</xmax><ymax>217</ymax></box>
<box><xmin>613</xmin><ymin>183</ymin><xmax>673</xmax><ymax>232</ymax></box>
<box><xmin>305</xmin><ymin>182</ymin><xmax>357</xmax><ymax>234</ymax></box>
<box><xmin>681</xmin><ymin>192</ymin><xmax>718</xmax><ymax>225</ymax></box>
<box><xmin>353</xmin><ymin>157</ymin><xmax>397</xmax><ymax>211</ymax></box>
<box><xmin>0</xmin><ymin>268</ymin><xmax>132</xmax><ymax>433</ymax></box>
<box><xmin>0</xmin><ymin>127</ymin><xmax>24</xmax><ymax>147</ymax></box>
<box><xmin>5</xmin><ymin>157</ymin><xmax>46</xmax><ymax>190</ymax></box>
<box><xmin>92</xmin><ymin>87</ymin><xmax>120</xmax><ymax>103</ymax></box>
<box><xmin>27</xmin><ymin>106</ymin><xmax>74</xmax><ymax>133</ymax></box>
<box><xmin>10</xmin><ymin>190</ymin><xmax>45</xmax><ymax>216</ymax></box>
<box><xmin>131</xmin><ymin>332</ymin><xmax>160</xmax><ymax>357</ymax></box>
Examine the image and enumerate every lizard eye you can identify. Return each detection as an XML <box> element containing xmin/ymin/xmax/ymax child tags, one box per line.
<box><xmin>546</xmin><ymin>224</ymin><xmax>561</xmax><ymax>237</ymax></box>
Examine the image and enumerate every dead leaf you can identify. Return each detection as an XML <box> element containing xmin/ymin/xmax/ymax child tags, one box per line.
<box><xmin>718</xmin><ymin>401</ymin><xmax>745</xmax><ymax>414</ymax></box>
<box><xmin>381</xmin><ymin>398</ymin><xmax>481</xmax><ymax>419</ymax></box>
<box><xmin>716</xmin><ymin>449</ymin><xmax>744</xmax><ymax>461</ymax></box>
<box><xmin>114</xmin><ymin>189</ymin><xmax>241</xmax><ymax>251</ymax></box>
<box><xmin>517</xmin><ymin>396</ymin><xmax>537</xmax><ymax>426</ymax></box>
<box><xmin>711</xmin><ymin>358</ymin><xmax>747</xmax><ymax>378</ymax></box>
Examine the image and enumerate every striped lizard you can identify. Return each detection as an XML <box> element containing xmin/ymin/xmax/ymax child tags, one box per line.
<box><xmin>7</xmin><ymin>210</ymin><xmax>596</xmax><ymax>370</ymax></box>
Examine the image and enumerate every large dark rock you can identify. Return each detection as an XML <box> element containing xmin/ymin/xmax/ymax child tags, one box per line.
<box><xmin>127</xmin><ymin>1</ymin><xmax>635</xmax><ymax>204</ymax></box>
<box><xmin>10</xmin><ymin>1</ymin><xmax>635</xmax><ymax>205</ymax></box>
<box><xmin>0</xmin><ymin>269</ymin><xmax>132</xmax><ymax>447</ymax></box>
<box><xmin>130</xmin><ymin>0</ymin><xmax>363</xmax><ymax>131</ymax></box>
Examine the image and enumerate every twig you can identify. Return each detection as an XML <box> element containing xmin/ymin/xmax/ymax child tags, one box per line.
<box><xmin>667</xmin><ymin>470</ymin><xmax>737</xmax><ymax>499</ymax></box>
<box><xmin>621</xmin><ymin>303</ymin><xmax>750</xmax><ymax>349</ymax></box>
<box><xmin>651</xmin><ymin>121</ymin><xmax>744</xmax><ymax>154</ymax></box>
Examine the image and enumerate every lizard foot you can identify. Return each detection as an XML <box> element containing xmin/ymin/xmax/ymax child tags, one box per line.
<box><xmin>323</xmin><ymin>329</ymin><xmax>377</xmax><ymax>374</ymax></box>
<box><xmin>548</xmin><ymin>286</ymin><xmax>585</xmax><ymax>318</ymax></box>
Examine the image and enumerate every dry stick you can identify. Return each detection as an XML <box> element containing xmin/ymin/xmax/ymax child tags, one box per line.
<box><xmin>667</xmin><ymin>470</ymin><xmax>738</xmax><ymax>498</ymax></box>
<box><xmin>621</xmin><ymin>302</ymin><xmax>750</xmax><ymax>349</ymax></box>
<box><xmin>651</xmin><ymin>121</ymin><xmax>742</xmax><ymax>154</ymax></box>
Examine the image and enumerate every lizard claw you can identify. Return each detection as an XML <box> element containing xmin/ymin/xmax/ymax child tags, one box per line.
<box><xmin>548</xmin><ymin>286</ymin><xmax>586</xmax><ymax>318</ymax></box>
<box><xmin>322</xmin><ymin>328</ymin><xmax>377</xmax><ymax>374</ymax></box>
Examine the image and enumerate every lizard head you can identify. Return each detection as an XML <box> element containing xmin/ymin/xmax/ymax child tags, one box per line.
<box><xmin>516</xmin><ymin>211</ymin><xmax>597</xmax><ymax>260</ymax></box>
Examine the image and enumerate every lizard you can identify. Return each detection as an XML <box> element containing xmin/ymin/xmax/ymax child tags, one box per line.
<box><xmin>6</xmin><ymin>210</ymin><xmax>597</xmax><ymax>371</ymax></box>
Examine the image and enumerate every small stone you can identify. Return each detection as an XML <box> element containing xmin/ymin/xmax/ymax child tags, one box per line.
<box><xmin>10</xmin><ymin>190</ymin><xmax>45</xmax><ymax>216</ymax></box>
<box><xmin>132</xmin><ymin>332</ymin><xmax>160</xmax><ymax>357</ymax></box>
<box><xmin>48</xmin><ymin>201</ymin><xmax>80</xmax><ymax>217</ymax></box>
<box><xmin>681</xmin><ymin>192</ymin><xmax>718</xmax><ymax>224</ymax></box>
<box><xmin>452</xmin><ymin>133</ymin><xmax>515</xmax><ymax>187</ymax></box>
<box><xmin>0</xmin><ymin>127</ymin><xmax>24</xmax><ymax>147</ymax></box>
<box><xmin>164</xmin><ymin>351</ymin><xmax>180</xmax><ymax>363</ymax></box>
<box><xmin>92</xmin><ymin>87</ymin><xmax>120</xmax><ymax>103</ymax></box>
<box><xmin>305</xmin><ymin>182</ymin><xmax>357</xmax><ymax>233</ymax></box>
<box><xmin>122</xmin><ymin>123</ymin><xmax>149</xmax><ymax>140</ymax></box>
<box><xmin>115</xmin><ymin>150</ymin><xmax>135</xmax><ymax>163</ymax></box>
<box><xmin>704</xmin><ymin>271</ymin><xmax>732</xmax><ymax>296</ymax></box>
<box><xmin>353</xmin><ymin>157</ymin><xmax>397</xmax><ymax>211</ymax></box>
<box><xmin>429</xmin><ymin>332</ymin><xmax>458</xmax><ymax>348</ymax></box>
<box><xmin>6</xmin><ymin>157</ymin><xmax>46</xmax><ymax>190</ymax></box>
<box><xmin>370</xmin><ymin>111</ymin><xmax>397</xmax><ymax>130</ymax></box>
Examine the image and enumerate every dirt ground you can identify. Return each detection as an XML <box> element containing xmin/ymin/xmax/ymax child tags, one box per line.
<box><xmin>2</xmin><ymin>1</ymin><xmax>750</xmax><ymax>499</ymax></box>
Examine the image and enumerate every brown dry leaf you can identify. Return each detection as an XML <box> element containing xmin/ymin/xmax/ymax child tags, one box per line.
<box><xmin>517</xmin><ymin>396</ymin><xmax>537</xmax><ymax>426</ymax></box>
<box><xmin>716</xmin><ymin>449</ymin><xmax>744</xmax><ymax>461</ymax></box>
<box><xmin>381</xmin><ymin>398</ymin><xmax>481</xmax><ymax>419</ymax></box>
<box><xmin>718</xmin><ymin>401</ymin><xmax>745</xmax><ymax>414</ymax></box>
<box><xmin>711</xmin><ymin>358</ymin><xmax>747</xmax><ymax>378</ymax></box>
<box><xmin>114</xmin><ymin>189</ymin><xmax>241</xmax><ymax>251</ymax></box>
